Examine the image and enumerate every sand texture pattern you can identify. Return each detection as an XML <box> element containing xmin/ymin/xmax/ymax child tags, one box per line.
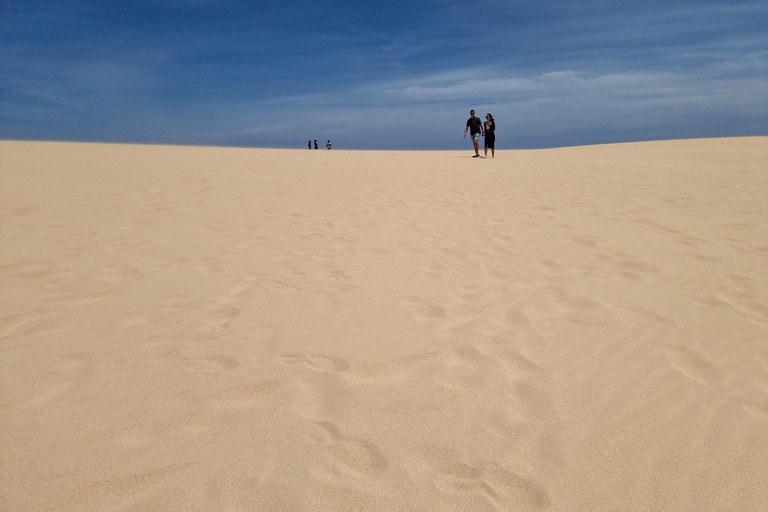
<box><xmin>2</xmin><ymin>138</ymin><xmax>767</xmax><ymax>511</ymax></box>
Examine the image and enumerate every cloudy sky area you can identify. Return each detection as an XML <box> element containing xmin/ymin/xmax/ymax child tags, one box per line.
<box><xmin>2</xmin><ymin>0</ymin><xmax>766</xmax><ymax>149</ymax></box>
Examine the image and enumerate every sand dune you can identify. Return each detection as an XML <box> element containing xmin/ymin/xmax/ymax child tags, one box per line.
<box><xmin>1</xmin><ymin>138</ymin><xmax>767</xmax><ymax>511</ymax></box>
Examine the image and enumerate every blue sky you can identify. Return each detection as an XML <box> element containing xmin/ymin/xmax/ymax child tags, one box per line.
<box><xmin>2</xmin><ymin>0</ymin><xmax>766</xmax><ymax>149</ymax></box>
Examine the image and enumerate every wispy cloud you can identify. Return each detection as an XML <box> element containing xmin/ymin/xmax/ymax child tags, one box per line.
<box><xmin>196</xmin><ymin>64</ymin><xmax>767</xmax><ymax>149</ymax></box>
<box><xmin>1</xmin><ymin>0</ymin><xmax>765</xmax><ymax>148</ymax></box>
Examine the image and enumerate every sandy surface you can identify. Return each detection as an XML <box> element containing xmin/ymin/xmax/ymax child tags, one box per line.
<box><xmin>1</xmin><ymin>138</ymin><xmax>767</xmax><ymax>511</ymax></box>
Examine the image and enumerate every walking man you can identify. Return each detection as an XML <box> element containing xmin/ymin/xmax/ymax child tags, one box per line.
<box><xmin>463</xmin><ymin>110</ymin><xmax>484</xmax><ymax>157</ymax></box>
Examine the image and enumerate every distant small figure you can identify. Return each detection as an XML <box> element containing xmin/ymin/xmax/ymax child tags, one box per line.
<box><xmin>308</xmin><ymin>140</ymin><xmax>312</xmax><ymax>150</ymax></box>
<box><xmin>463</xmin><ymin>109</ymin><xmax>483</xmax><ymax>157</ymax></box>
<box><xmin>314</xmin><ymin>140</ymin><xmax>318</xmax><ymax>150</ymax></box>
<box><xmin>326</xmin><ymin>140</ymin><xmax>332</xmax><ymax>150</ymax></box>
<box><xmin>484</xmin><ymin>113</ymin><xmax>495</xmax><ymax>158</ymax></box>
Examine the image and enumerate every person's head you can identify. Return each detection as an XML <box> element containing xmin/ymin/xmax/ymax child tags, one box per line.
<box><xmin>486</xmin><ymin>113</ymin><xmax>494</xmax><ymax>122</ymax></box>
<box><xmin>470</xmin><ymin>110</ymin><xmax>476</xmax><ymax>117</ymax></box>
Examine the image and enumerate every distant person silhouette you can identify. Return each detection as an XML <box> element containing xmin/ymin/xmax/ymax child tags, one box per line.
<box><xmin>463</xmin><ymin>109</ymin><xmax>483</xmax><ymax>157</ymax></box>
<box><xmin>308</xmin><ymin>140</ymin><xmax>312</xmax><ymax>149</ymax></box>
<box><xmin>326</xmin><ymin>140</ymin><xmax>332</xmax><ymax>150</ymax></box>
<box><xmin>314</xmin><ymin>140</ymin><xmax>318</xmax><ymax>150</ymax></box>
<box><xmin>484</xmin><ymin>113</ymin><xmax>495</xmax><ymax>158</ymax></box>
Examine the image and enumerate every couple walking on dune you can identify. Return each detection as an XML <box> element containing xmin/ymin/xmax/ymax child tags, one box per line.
<box><xmin>463</xmin><ymin>109</ymin><xmax>495</xmax><ymax>158</ymax></box>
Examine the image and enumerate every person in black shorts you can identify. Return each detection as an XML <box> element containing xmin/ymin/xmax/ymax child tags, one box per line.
<box><xmin>484</xmin><ymin>113</ymin><xmax>495</xmax><ymax>158</ymax></box>
<box><xmin>463</xmin><ymin>109</ymin><xmax>484</xmax><ymax>157</ymax></box>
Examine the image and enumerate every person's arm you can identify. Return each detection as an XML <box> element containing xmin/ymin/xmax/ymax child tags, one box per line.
<box><xmin>463</xmin><ymin>122</ymin><xmax>468</xmax><ymax>137</ymax></box>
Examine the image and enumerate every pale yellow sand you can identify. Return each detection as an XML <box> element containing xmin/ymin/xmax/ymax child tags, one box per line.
<box><xmin>1</xmin><ymin>138</ymin><xmax>767</xmax><ymax>511</ymax></box>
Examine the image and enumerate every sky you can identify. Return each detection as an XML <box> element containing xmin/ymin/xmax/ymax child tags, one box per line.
<box><xmin>2</xmin><ymin>0</ymin><xmax>766</xmax><ymax>149</ymax></box>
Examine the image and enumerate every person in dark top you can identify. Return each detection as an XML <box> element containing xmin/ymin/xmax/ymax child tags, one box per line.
<box><xmin>484</xmin><ymin>113</ymin><xmax>495</xmax><ymax>158</ymax></box>
<box><xmin>463</xmin><ymin>109</ymin><xmax>484</xmax><ymax>157</ymax></box>
<box><xmin>314</xmin><ymin>140</ymin><xmax>318</xmax><ymax>150</ymax></box>
<box><xmin>308</xmin><ymin>140</ymin><xmax>312</xmax><ymax>150</ymax></box>
<box><xmin>326</xmin><ymin>140</ymin><xmax>332</xmax><ymax>150</ymax></box>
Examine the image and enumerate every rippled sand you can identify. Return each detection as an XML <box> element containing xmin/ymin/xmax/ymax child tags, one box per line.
<box><xmin>2</xmin><ymin>138</ymin><xmax>767</xmax><ymax>511</ymax></box>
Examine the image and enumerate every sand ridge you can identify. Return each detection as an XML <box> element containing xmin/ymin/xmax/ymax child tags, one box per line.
<box><xmin>1</xmin><ymin>138</ymin><xmax>767</xmax><ymax>511</ymax></box>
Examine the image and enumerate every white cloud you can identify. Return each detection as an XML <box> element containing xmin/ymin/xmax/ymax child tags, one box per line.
<box><xmin>180</xmin><ymin>66</ymin><xmax>761</xmax><ymax>150</ymax></box>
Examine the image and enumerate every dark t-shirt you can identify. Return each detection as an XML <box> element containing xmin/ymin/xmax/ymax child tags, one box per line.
<box><xmin>485</xmin><ymin>121</ymin><xmax>495</xmax><ymax>140</ymax></box>
<box><xmin>466</xmin><ymin>116</ymin><xmax>482</xmax><ymax>135</ymax></box>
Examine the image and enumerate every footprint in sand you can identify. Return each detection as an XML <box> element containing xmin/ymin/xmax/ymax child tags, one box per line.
<box><xmin>332</xmin><ymin>235</ymin><xmax>355</xmax><ymax>246</ymax></box>
<box><xmin>662</xmin><ymin>343</ymin><xmax>721</xmax><ymax>385</ymax></box>
<box><xmin>183</xmin><ymin>354</ymin><xmax>240</xmax><ymax>373</ymax></box>
<box><xmin>488</xmin><ymin>230</ymin><xmax>516</xmax><ymax>244</ymax></box>
<box><xmin>678</xmin><ymin>234</ymin><xmax>705</xmax><ymax>246</ymax></box>
<box><xmin>505</xmin><ymin>307</ymin><xmax>531</xmax><ymax>327</ymax></box>
<box><xmin>311</xmin><ymin>421</ymin><xmax>387</xmax><ymax>480</ymax></box>
<box><xmin>283</xmin><ymin>354</ymin><xmax>350</xmax><ymax>373</ymax></box>
<box><xmin>737</xmin><ymin>385</ymin><xmax>768</xmax><ymax>420</ymax></box>
<box><xmin>198</xmin><ymin>306</ymin><xmax>239</xmax><ymax>331</ymax></box>
<box><xmin>434</xmin><ymin>362</ymin><xmax>482</xmax><ymax>389</ymax></box>
<box><xmin>309</xmin><ymin>290</ymin><xmax>340</xmax><ymax>313</ymax></box>
<box><xmin>418</xmin><ymin>260</ymin><xmax>445</xmax><ymax>280</ymax></box>
<box><xmin>116</xmin><ymin>422</ymin><xmax>151</xmax><ymax>448</ymax></box>
<box><xmin>402</xmin><ymin>296</ymin><xmax>448</xmax><ymax>321</ymax></box>
<box><xmin>0</xmin><ymin>311</ymin><xmax>68</xmax><ymax>338</ymax></box>
<box><xmin>485</xmin><ymin>408</ymin><xmax>565</xmax><ymax>468</ymax></box>
<box><xmin>31</xmin><ymin>354</ymin><xmax>91</xmax><ymax>404</ymax></box>
<box><xmin>1</xmin><ymin>260</ymin><xmax>54</xmax><ymax>278</ymax></box>
<box><xmin>449</xmin><ymin>283</ymin><xmax>483</xmax><ymax>304</ymax></box>
<box><xmin>481</xmin><ymin>264</ymin><xmax>509</xmax><ymax>280</ymax></box>
<box><xmin>435</xmin><ymin>461</ymin><xmax>550</xmax><ymax>509</ymax></box>
<box><xmin>571</xmin><ymin>235</ymin><xmax>603</xmax><ymax>248</ymax></box>
<box><xmin>493</xmin><ymin>345</ymin><xmax>545</xmax><ymax>375</ymax></box>
<box><xmin>99</xmin><ymin>263</ymin><xmax>143</xmax><ymax>283</ymax></box>
<box><xmin>503</xmin><ymin>380</ymin><xmax>555</xmax><ymax>417</ymax></box>
<box><xmin>327</xmin><ymin>269</ymin><xmax>352</xmax><ymax>281</ymax></box>
<box><xmin>535</xmin><ymin>259</ymin><xmax>565</xmax><ymax>274</ymax></box>
<box><xmin>224</xmin><ymin>275</ymin><xmax>261</xmax><ymax>298</ymax></box>
<box><xmin>263</xmin><ymin>279</ymin><xmax>299</xmax><ymax>292</ymax></box>
<box><xmin>692</xmin><ymin>253</ymin><xmax>723</xmax><ymax>263</ymax></box>
<box><xmin>617</xmin><ymin>258</ymin><xmax>659</xmax><ymax>278</ymax></box>
<box><xmin>56</xmin><ymin>462</ymin><xmax>198</xmax><ymax>511</ymax></box>
<box><xmin>745</xmin><ymin>301</ymin><xmax>768</xmax><ymax>322</ymax></box>
<box><xmin>527</xmin><ymin>285</ymin><xmax>602</xmax><ymax>320</ymax></box>
<box><xmin>433</xmin><ymin>343</ymin><xmax>486</xmax><ymax>390</ymax></box>
<box><xmin>353</xmin><ymin>351</ymin><xmax>442</xmax><ymax>382</ymax></box>
<box><xmin>417</xmin><ymin>446</ymin><xmax>550</xmax><ymax>510</ymax></box>
<box><xmin>716</xmin><ymin>273</ymin><xmax>762</xmax><ymax>306</ymax></box>
<box><xmin>214</xmin><ymin>377</ymin><xmax>290</xmax><ymax>406</ymax></box>
<box><xmin>319</xmin><ymin>269</ymin><xmax>358</xmax><ymax>292</ymax></box>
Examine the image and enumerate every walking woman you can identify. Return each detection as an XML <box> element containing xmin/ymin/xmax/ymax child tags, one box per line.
<box><xmin>484</xmin><ymin>113</ymin><xmax>495</xmax><ymax>158</ymax></box>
